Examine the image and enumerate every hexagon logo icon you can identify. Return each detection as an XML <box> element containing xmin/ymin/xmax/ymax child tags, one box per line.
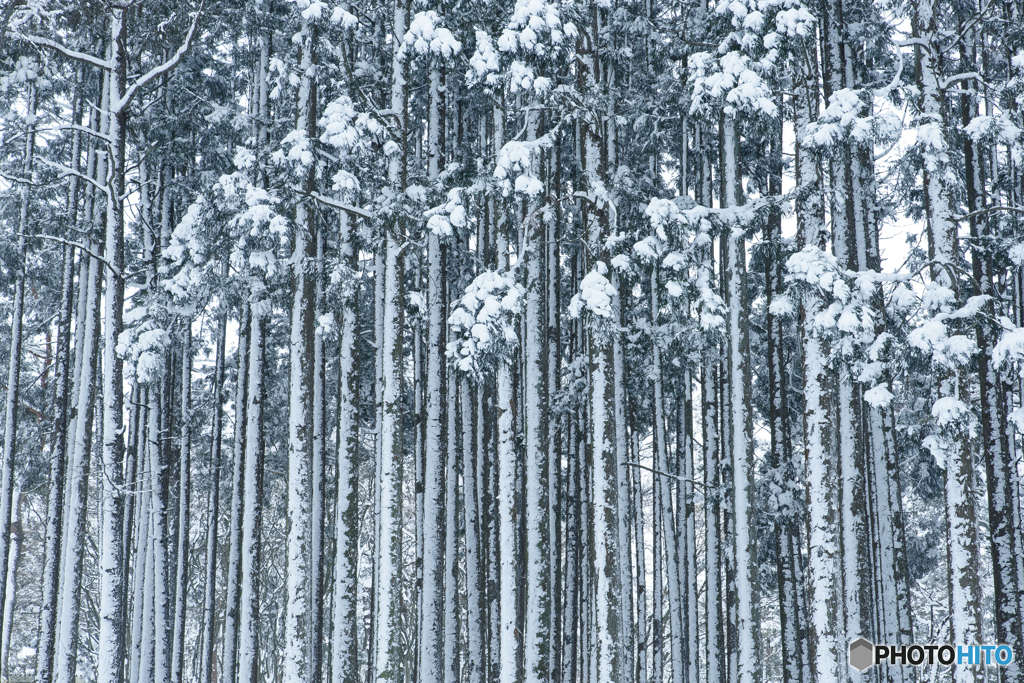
<box><xmin>849</xmin><ymin>638</ymin><xmax>875</xmax><ymax>671</ymax></box>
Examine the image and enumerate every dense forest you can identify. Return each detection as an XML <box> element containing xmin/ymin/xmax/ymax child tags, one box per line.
<box><xmin>1</xmin><ymin>0</ymin><xmax>1023</xmax><ymax>682</ymax></box>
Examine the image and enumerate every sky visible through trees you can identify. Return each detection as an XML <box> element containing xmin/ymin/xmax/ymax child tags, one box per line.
<box><xmin>1</xmin><ymin>1</ymin><xmax>1024</xmax><ymax>683</ymax></box>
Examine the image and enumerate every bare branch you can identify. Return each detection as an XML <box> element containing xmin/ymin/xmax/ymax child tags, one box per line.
<box><xmin>116</xmin><ymin>3</ymin><xmax>204</xmax><ymax>110</ymax></box>
<box><xmin>296</xmin><ymin>187</ymin><xmax>373</xmax><ymax>219</ymax></box>
<box><xmin>18</xmin><ymin>234</ymin><xmax>121</xmax><ymax>279</ymax></box>
<box><xmin>941</xmin><ymin>71</ymin><xmax>983</xmax><ymax>91</ymax></box>
<box><xmin>36</xmin><ymin>158</ymin><xmax>110</xmax><ymax>198</ymax></box>
<box><xmin>954</xmin><ymin>205</ymin><xmax>1024</xmax><ymax>222</ymax></box>
<box><xmin>625</xmin><ymin>461</ymin><xmax>706</xmax><ymax>489</ymax></box>
<box><xmin>59</xmin><ymin>123</ymin><xmax>113</xmax><ymax>145</ymax></box>
<box><xmin>14</xmin><ymin>33</ymin><xmax>111</xmax><ymax>71</ymax></box>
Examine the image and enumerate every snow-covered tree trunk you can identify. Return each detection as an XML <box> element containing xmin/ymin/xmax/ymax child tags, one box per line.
<box><xmin>238</xmin><ymin>308</ymin><xmax>266</xmax><ymax>683</ymax></box>
<box><xmin>960</xmin><ymin>47</ymin><xmax>1023</xmax><ymax>683</ymax></box>
<box><xmin>765</xmin><ymin>131</ymin><xmax>806</xmax><ymax>683</ymax></box>
<box><xmin>374</xmin><ymin>1</ymin><xmax>409</xmax><ymax>675</ymax></box>
<box><xmin>53</xmin><ymin>249</ymin><xmax>101</xmax><ymax>683</ymax></box>
<box><xmin>697</xmin><ymin>122</ymin><xmax>724</xmax><ymax>683</ymax></box>
<box><xmin>580</xmin><ymin>7</ymin><xmax>622</xmax><ymax>680</ymax></box>
<box><xmin>703</xmin><ymin>349</ymin><xmax>723</xmax><ymax>683</ymax></box>
<box><xmin>463</xmin><ymin>375</ymin><xmax>484</xmax><ymax>683</ymax></box>
<box><xmin>631</xmin><ymin>425</ymin><xmax>648</xmax><ymax>683</ymax></box>
<box><xmin>652</xmin><ymin>263</ymin><xmax>684</xmax><ymax>683</ymax></box>
<box><xmin>652</xmin><ymin>420</ymin><xmax>665</xmax><ymax>683</ymax></box>
<box><xmin>98</xmin><ymin>8</ymin><xmax>165</xmax><ymax>677</ymax></box>
<box><xmin>312</xmin><ymin>259</ymin><xmax>327</xmax><ymax>683</ymax></box>
<box><xmin>608</xmin><ymin>113</ymin><xmax>634</xmax><ymax>683</ymax></box>
<box><xmin>128</xmin><ymin>399</ymin><xmax>152</xmax><ymax>683</ymax></box>
<box><xmin>148</xmin><ymin>380</ymin><xmax>173</xmax><ymax>683</ymax></box>
<box><xmin>496</xmin><ymin>247</ymin><xmax>519</xmax><ymax>683</ymax></box>
<box><xmin>912</xmin><ymin>8</ymin><xmax>983</xmax><ymax>683</ymax></box>
<box><xmin>37</xmin><ymin>240</ymin><xmax>76</xmax><ymax>683</ymax></box>
<box><xmin>222</xmin><ymin>303</ymin><xmax>250</xmax><ymax>683</ymax></box>
<box><xmin>524</xmin><ymin>105</ymin><xmax>550</xmax><ymax>683</ymax></box>
<box><xmin>443</xmin><ymin>327</ymin><xmax>459</xmax><ymax>683</ymax></box>
<box><xmin>171</xmin><ymin>316</ymin><xmax>192</xmax><ymax>683</ymax></box>
<box><xmin>795</xmin><ymin>49</ymin><xmax>842</xmax><ymax>683</ymax></box>
<box><xmin>226</xmin><ymin>25</ymin><xmax>270</xmax><ymax>671</ymax></box>
<box><xmin>199</xmin><ymin>308</ymin><xmax>227</xmax><ymax>683</ymax></box>
<box><xmin>677</xmin><ymin>388</ymin><xmax>698</xmax><ymax>683</ymax></box>
<box><xmin>1</xmin><ymin>487</ymin><xmax>21</xmax><ymax>676</ymax></box>
<box><xmin>420</xmin><ymin>52</ymin><xmax>448</xmax><ymax>683</ymax></box>
<box><xmin>332</xmin><ymin>210</ymin><xmax>360</xmax><ymax>683</ymax></box>
<box><xmin>547</xmin><ymin>159</ymin><xmax>563</xmax><ymax>683</ymax></box>
<box><xmin>0</xmin><ymin>81</ymin><xmax>35</xmax><ymax>653</ymax></box>
<box><xmin>721</xmin><ymin>114</ymin><xmax>760</xmax><ymax>683</ymax></box>
<box><xmin>36</xmin><ymin>73</ymin><xmax>79</xmax><ymax>682</ymax></box>
<box><xmin>562</xmin><ymin>356</ymin><xmax>580</xmax><ymax>683</ymax></box>
<box><xmin>284</xmin><ymin>15</ymin><xmax>319</xmax><ymax>683</ymax></box>
<box><xmin>822</xmin><ymin>0</ymin><xmax>872</xmax><ymax>654</ymax></box>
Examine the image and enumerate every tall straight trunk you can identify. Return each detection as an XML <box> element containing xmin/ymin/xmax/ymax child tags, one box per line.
<box><xmin>332</xmin><ymin>210</ymin><xmax>361</xmax><ymax>683</ymax></box>
<box><xmin>463</xmin><ymin>376</ymin><xmax>484</xmax><ymax>683</ymax></box>
<box><xmin>652</xmin><ymin>264</ymin><xmax>684</xmax><ymax>683</ymax></box>
<box><xmin>548</xmin><ymin>150</ymin><xmax>563</xmax><ymax>683</ymax></box>
<box><xmin>421</xmin><ymin>53</ymin><xmax>448</xmax><ymax>683</ymax></box>
<box><xmin>35</xmin><ymin>62</ymin><xmax>83</xmax><ymax>679</ymax></box>
<box><xmin>238</xmin><ymin>309</ymin><xmax>266</xmax><ymax>683</ymax></box>
<box><xmin>222</xmin><ymin>304</ymin><xmax>250</xmax><ymax>683</ymax></box>
<box><xmin>630</xmin><ymin>422</ymin><xmax>647</xmax><ymax>683</ymax></box>
<box><xmin>524</xmin><ymin>106</ymin><xmax>551</xmax><ymax>683</ymax></box>
<box><xmin>677</xmin><ymin>388</ymin><xmax>698</xmax><ymax>683</ymax></box>
<box><xmin>36</xmin><ymin>239</ymin><xmax>76</xmax><ymax>683</ymax></box>
<box><xmin>171</xmin><ymin>318</ymin><xmax>192</xmax><ymax>683</ymax></box>
<box><xmin>284</xmin><ymin>15</ymin><xmax>319</xmax><ymax>683</ymax></box>
<box><xmin>962</xmin><ymin>29</ymin><xmax>1023</xmax><ymax>683</ymax></box>
<box><xmin>862</xmin><ymin>90</ymin><xmax>910</xmax><ymax>683</ymax></box>
<box><xmin>135</xmin><ymin>154</ymin><xmax>171</xmax><ymax>683</ymax></box>
<box><xmin>374</xmin><ymin>2</ymin><xmax>409</xmax><ymax>675</ymax></box>
<box><xmin>912</xmin><ymin>8</ymin><xmax>983</xmax><ymax>683</ymax></box>
<box><xmin>721</xmin><ymin>115</ymin><xmax>760</xmax><ymax>683</ymax></box>
<box><xmin>588</xmin><ymin>310</ymin><xmax>621</xmax><ymax>683</ymax></box>
<box><xmin>129</xmin><ymin>400</ymin><xmax>152</xmax><ymax>683</ymax></box>
<box><xmin>489</xmin><ymin>93</ymin><xmax>520</xmax><ymax>683</ymax></box>
<box><xmin>610</xmin><ymin>57</ymin><xmax>634</xmax><ymax>683</ymax></box>
<box><xmin>562</xmin><ymin>376</ymin><xmax>580</xmax><ymax>683</ymax></box>
<box><xmin>795</xmin><ymin>45</ymin><xmax>841</xmax><ymax>683</ymax></box>
<box><xmin>697</xmin><ymin>123</ymin><xmax>724</xmax><ymax>683</ymax></box>
<box><xmin>766</xmin><ymin>119</ymin><xmax>806</xmax><ymax>683</ymax></box>
<box><xmin>311</xmin><ymin>231</ymin><xmax>327</xmax><ymax>683</ymax></box>
<box><xmin>484</xmin><ymin>383</ymin><xmax>501</xmax><ymax>683</ymax></box>
<box><xmin>1</xmin><ymin>488</ymin><xmax>22</xmax><ymax>677</ymax></box>
<box><xmin>496</xmin><ymin>275</ymin><xmax>519</xmax><ymax>683</ymax></box>
<box><xmin>612</xmin><ymin>282</ymin><xmax>634</xmax><ymax>683</ymax></box>
<box><xmin>443</xmin><ymin>95</ymin><xmax>460</xmax><ymax>683</ymax></box>
<box><xmin>97</xmin><ymin>11</ymin><xmax>132</xmax><ymax>680</ymax></box>
<box><xmin>138</xmin><ymin>474</ymin><xmax>157</xmax><ymax>683</ymax></box>
<box><xmin>54</xmin><ymin>251</ymin><xmax>101</xmax><ymax>683</ymax></box>
<box><xmin>580</xmin><ymin>8</ymin><xmax>621</xmax><ymax>680</ymax></box>
<box><xmin>652</xmin><ymin>428</ymin><xmax>665</xmax><ymax>683</ymax></box>
<box><xmin>200</xmin><ymin>309</ymin><xmax>227</xmax><ymax>683</ymax></box>
<box><xmin>56</xmin><ymin>80</ymin><xmax>103</xmax><ymax>656</ymax></box>
<box><xmin>234</xmin><ymin>25</ymin><xmax>268</xmax><ymax>683</ymax></box>
<box><xmin>716</xmin><ymin>125</ymin><xmax>737</xmax><ymax>683</ymax></box>
<box><xmin>0</xmin><ymin>82</ymin><xmax>35</xmax><ymax>652</ymax></box>
<box><xmin>443</xmin><ymin>333</ymin><xmax>459</xmax><ymax>683</ymax></box>
<box><xmin>822</xmin><ymin>0</ymin><xmax>872</xmax><ymax>654</ymax></box>
<box><xmin>703</xmin><ymin>353</ymin><xmax>723</xmax><ymax>683</ymax></box>
<box><xmin>148</xmin><ymin>384</ymin><xmax>171</xmax><ymax>683</ymax></box>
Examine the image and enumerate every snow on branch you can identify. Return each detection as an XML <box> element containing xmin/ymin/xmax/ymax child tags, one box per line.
<box><xmin>448</xmin><ymin>270</ymin><xmax>525</xmax><ymax>375</ymax></box>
